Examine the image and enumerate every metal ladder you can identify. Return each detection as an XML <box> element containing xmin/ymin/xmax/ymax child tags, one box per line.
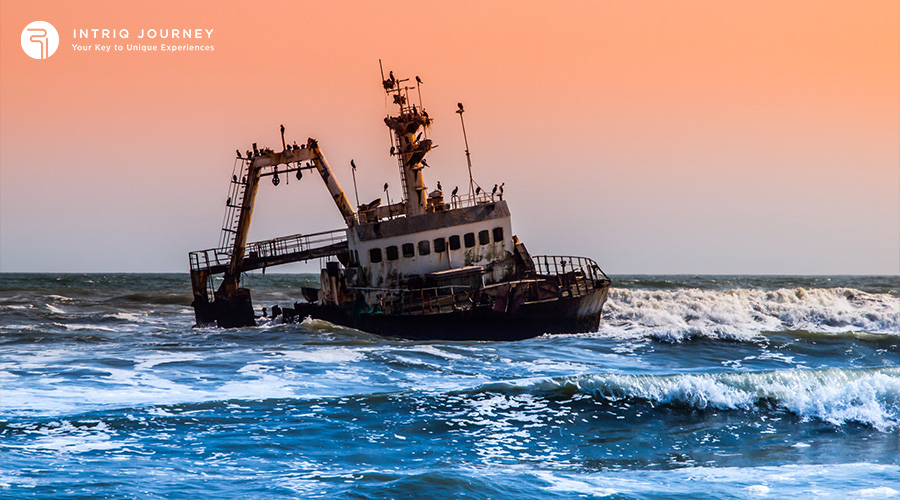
<box><xmin>218</xmin><ymin>158</ymin><xmax>248</xmax><ymax>254</ymax></box>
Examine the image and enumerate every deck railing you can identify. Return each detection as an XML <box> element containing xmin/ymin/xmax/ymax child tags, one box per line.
<box><xmin>531</xmin><ymin>255</ymin><xmax>609</xmax><ymax>300</ymax></box>
<box><xmin>447</xmin><ymin>191</ymin><xmax>501</xmax><ymax>209</ymax></box>
<box><xmin>189</xmin><ymin>228</ymin><xmax>347</xmax><ymax>273</ymax></box>
<box><xmin>348</xmin><ymin>255</ymin><xmax>609</xmax><ymax>315</ymax></box>
<box><xmin>350</xmin><ymin>285</ymin><xmax>474</xmax><ymax>315</ymax></box>
<box><xmin>532</xmin><ymin>255</ymin><xmax>608</xmax><ymax>281</ymax></box>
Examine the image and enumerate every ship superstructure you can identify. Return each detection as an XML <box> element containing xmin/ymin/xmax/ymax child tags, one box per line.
<box><xmin>189</xmin><ymin>69</ymin><xmax>610</xmax><ymax>340</ymax></box>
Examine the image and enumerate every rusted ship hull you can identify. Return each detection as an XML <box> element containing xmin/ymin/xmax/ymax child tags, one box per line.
<box><xmin>293</xmin><ymin>282</ymin><xmax>610</xmax><ymax>341</ymax></box>
<box><xmin>188</xmin><ymin>69</ymin><xmax>613</xmax><ymax>339</ymax></box>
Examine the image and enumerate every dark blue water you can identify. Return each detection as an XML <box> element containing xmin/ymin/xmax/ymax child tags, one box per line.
<box><xmin>1</xmin><ymin>273</ymin><xmax>898</xmax><ymax>499</ymax></box>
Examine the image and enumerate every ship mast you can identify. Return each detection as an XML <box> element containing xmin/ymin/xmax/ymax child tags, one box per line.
<box><xmin>382</xmin><ymin>67</ymin><xmax>433</xmax><ymax>217</ymax></box>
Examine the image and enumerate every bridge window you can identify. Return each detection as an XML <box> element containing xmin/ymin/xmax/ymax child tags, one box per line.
<box><xmin>464</xmin><ymin>232</ymin><xmax>475</xmax><ymax>248</ymax></box>
<box><xmin>478</xmin><ymin>230</ymin><xmax>490</xmax><ymax>245</ymax></box>
<box><xmin>449</xmin><ymin>235</ymin><xmax>461</xmax><ymax>250</ymax></box>
<box><xmin>402</xmin><ymin>243</ymin><xmax>415</xmax><ymax>258</ymax></box>
<box><xmin>386</xmin><ymin>245</ymin><xmax>399</xmax><ymax>261</ymax></box>
<box><xmin>418</xmin><ymin>240</ymin><xmax>431</xmax><ymax>256</ymax></box>
<box><xmin>433</xmin><ymin>237</ymin><xmax>446</xmax><ymax>253</ymax></box>
<box><xmin>369</xmin><ymin>248</ymin><xmax>382</xmax><ymax>263</ymax></box>
<box><xmin>493</xmin><ymin>227</ymin><xmax>504</xmax><ymax>243</ymax></box>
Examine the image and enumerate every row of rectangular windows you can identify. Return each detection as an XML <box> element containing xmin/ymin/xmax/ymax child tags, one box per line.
<box><xmin>369</xmin><ymin>227</ymin><xmax>504</xmax><ymax>263</ymax></box>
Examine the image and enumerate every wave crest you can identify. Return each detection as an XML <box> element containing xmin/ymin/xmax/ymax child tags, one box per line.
<box><xmin>482</xmin><ymin>367</ymin><xmax>900</xmax><ymax>431</ymax></box>
<box><xmin>598</xmin><ymin>287</ymin><xmax>899</xmax><ymax>340</ymax></box>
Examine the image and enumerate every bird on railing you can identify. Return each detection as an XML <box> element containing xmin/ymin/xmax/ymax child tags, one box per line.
<box><xmin>452</xmin><ymin>186</ymin><xmax>458</xmax><ymax>196</ymax></box>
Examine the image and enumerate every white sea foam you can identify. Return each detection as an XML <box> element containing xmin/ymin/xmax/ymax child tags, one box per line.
<box><xmin>497</xmin><ymin>367</ymin><xmax>900</xmax><ymax>431</ymax></box>
<box><xmin>0</xmin><ymin>365</ymin><xmax>208</xmax><ymax>416</ymax></box>
<box><xmin>0</xmin><ymin>324</ymin><xmax>40</xmax><ymax>332</ymax></box>
<box><xmin>402</xmin><ymin>345</ymin><xmax>467</xmax><ymax>361</ymax></box>
<box><xmin>45</xmin><ymin>295</ymin><xmax>75</xmax><ymax>302</ymax></box>
<box><xmin>45</xmin><ymin>304</ymin><xmax>66</xmax><ymax>315</ymax></box>
<box><xmin>107</xmin><ymin>312</ymin><xmax>147</xmax><ymax>323</ymax></box>
<box><xmin>597</xmin><ymin>287</ymin><xmax>900</xmax><ymax>340</ymax></box>
<box><xmin>299</xmin><ymin>316</ymin><xmax>337</xmax><ymax>331</ymax></box>
<box><xmin>745</xmin><ymin>484</ymin><xmax>771</xmax><ymax>495</ymax></box>
<box><xmin>533</xmin><ymin>471</ymin><xmax>619</xmax><ymax>496</ymax></box>
<box><xmin>530</xmin><ymin>463</ymin><xmax>900</xmax><ymax>499</ymax></box>
<box><xmin>852</xmin><ymin>487</ymin><xmax>899</xmax><ymax>497</ymax></box>
<box><xmin>280</xmin><ymin>348</ymin><xmax>365</xmax><ymax>363</ymax></box>
<box><xmin>134</xmin><ymin>353</ymin><xmax>203</xmax><ymax>370</ymax></box>
<box><xmin>523</xmin><ymin>358</ymin><xmax>594</xmax><ymax>374</ymax></box>
<box><xmin>8</xmin><ymin>420</ymin><xmax>133</xmax><ymax>454</ymax></box>
<box><xmin>57</xmin><ymin>323</ymin><xmax>117</xmax><ymax>332</ymax></box>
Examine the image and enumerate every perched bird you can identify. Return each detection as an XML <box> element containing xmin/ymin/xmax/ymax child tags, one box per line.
<box><xmin>280</xmin><ymin>124</ymin><xmax>285</xmax><ymax>134</ymax></box>
<box><xmin>499</xmin><ymin>183</ymin><xmax>505</xmax><ymax>199</ymax></box>
<box><xmin>351</xmin><ymin>159</ymin><xmax>357</xmax><ymax>170</ymax></box>
<box><xmin>475</xmin><ymin>186</ymin><xmax>481</xmax><ymax>195</ymax></box>
<box><xmin>233</xmin><ymin>175</ymin><xmax>238</xmax><ymax>182</ymax></box>
<box><xmin>451</xmin><ymin>186</ymin><xmax>459</xmax><ymax>196</ymax></box>
<box><xmin>389</xmin><ymin>71</ymin><xmax>395</xmax><ymax>83</ymax></box>
<box><xmin>246</xmin><ymin>150</ymin><xmax>252</xmax><ymax>158</ymax></box>
<box><xmin>422</xmin><ymin>110</ymin><xmax>429</xmax><ymax>119</ymax></box>
<box><xmin>457</xmin><ymin>102</ymin><xmax>464</xmax><ymax>112</ymax></box>
<box><xmin>236</xmin><ymin>149</ymin><xmax>242</xmax><ymax>158</ymax></box>
<box><xmin>437</xmin><ymin>181</ymin><xmax>442</xmax><ymax>191</ymax></box>
<box><xmin>492</xmin><ymin>184</ymin><xmax>498</xmax><ymax>196</ymax></box>
<box><xmin>416</xmin><ymin>75</ymin><xmax>422</xmax><ymax>85</ymax></box>
<box><xmin>421</xmin><ymin>158</ymin><xmax>429</xmax><ymax>167</ymax></box>
<box><xmin>384</xmin><ymin>182</ymin><xmax>389</xmax><ymax>192</ymax></box>
<box><xmin>412</xmin><ymin>104</ymin><xmax>418</xmax><ymax>115</ymax></box>
<box><xmin>390</xmin><ymin>146</ymin><xmax>395</xmax><ymax>155</ymax></box>
<box><xmin>227</xmin><ymin>197</ymin><xmax>231</xmax><ymax>205</ymax></box>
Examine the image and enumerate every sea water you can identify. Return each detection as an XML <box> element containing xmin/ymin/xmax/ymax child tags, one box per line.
<box><xmin>1</xmin><ymin>273</ymin><xmax>898</xmax><ymax>499</ymax></box>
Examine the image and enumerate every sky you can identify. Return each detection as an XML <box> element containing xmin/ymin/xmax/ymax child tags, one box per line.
<box><xmin>1</xmin><ymin>0</ymin><xmax>898</xmax><ymax>275</ymax></box>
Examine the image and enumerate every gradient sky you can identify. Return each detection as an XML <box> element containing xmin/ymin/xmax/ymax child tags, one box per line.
<box><xmin>1</xmin><ymin>0</ymin><xmax>898</xmax><ymax>274</ymax></box>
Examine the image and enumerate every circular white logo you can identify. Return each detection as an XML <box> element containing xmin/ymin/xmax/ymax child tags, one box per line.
<box><xmin>21</xmin><ymin>21</ymin><xmax>59</xmax><ymax>60</ymax></box>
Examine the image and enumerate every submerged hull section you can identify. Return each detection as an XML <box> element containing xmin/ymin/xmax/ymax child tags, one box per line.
<box><xmin>293</xmin><ymin>282</ymin><xmax>610</xmax><ymax>341</ymax></box>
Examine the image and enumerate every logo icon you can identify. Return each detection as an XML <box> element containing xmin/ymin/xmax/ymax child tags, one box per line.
<box><xmin>21</xmin><ymin>21</ymin><xmax>59</xmax><ymax>60</ymax></box>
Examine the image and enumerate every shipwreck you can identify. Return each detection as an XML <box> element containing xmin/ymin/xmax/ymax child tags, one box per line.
<box><xmin>189</xmin><ymin>69</ymin><xmax>610</xmax><ymax>340</ymax></box>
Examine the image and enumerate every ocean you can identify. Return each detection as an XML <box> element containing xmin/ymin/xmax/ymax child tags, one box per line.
<box><xmin>1</xmin><ymin>273</ymin><xmax>898</xmax><ymax>499</ymax></box>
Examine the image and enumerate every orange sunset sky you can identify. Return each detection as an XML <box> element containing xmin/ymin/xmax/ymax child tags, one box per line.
<box><xmin>1</xmin><ymin>0</ymin><xmax>898</xmax><ymax>274</ymax></box>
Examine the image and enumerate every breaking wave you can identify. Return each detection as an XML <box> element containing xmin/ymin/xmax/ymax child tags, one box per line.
<box><xmin>480</xmin><ymin>367</ymin><xmax>900</xmax><ymax>431</ymax></box>
<box><xmin>598</xmin><ymin>287</ymin><xmax>899</xmax><ymax>341</ymax></box>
